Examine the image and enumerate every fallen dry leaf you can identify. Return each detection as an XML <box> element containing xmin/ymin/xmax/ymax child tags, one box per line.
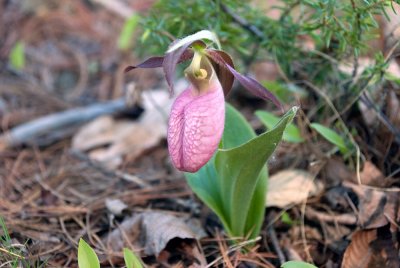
<box><xmin>343</xmin><ymin>182</ymin><xmax>400</xmax><ymax>229</ymax></box>
<box><xmin>141</xmin><ymin>212</ymin><xmax>197</xmax><ymax>256</ymax></box>
<box><xmin>341</xmin><ymin>224</ymin><xmax>399</xmax><ymax>268</ymax></box>
<box><xmin>72</xmin><ymin>88</ymin><xmax>175</xmax><ymax>168</ymax></box>
<box><xmin>72</xmin><ymin>116</ymin><xmax>162</xmax><ymax>168</ymax></box>
<box><xmin>106</xmin><ymin>211</ymin><xmax>206</xmax><ymax>266</ymax></box>
<box><xmin>359</xmin><ymin>161</ymin><xmax>385</xmax><ymax>187</ymax></box>
<box><xmin>267</xmin><ymin>169</ymin><xmax>323</xmax><ymax>208</ymax></box>
<box><xmin>71</xmin><ymin>115</ymin><xmax>115</xmax><ymax>151</ymax></box>
<box><xmin>105</xmin><ymin>198</ymin><xmax>127</xmax><ymax>216</ymax></box>
<box><xmin>342</xmin><ymin>228</ymin><xmax>378</xmax><ymax>268</ymax></box>
<box><xmin>323</xmin><ymin>157</ymin><xmax>354</xmax><ymax>186</ymax></box>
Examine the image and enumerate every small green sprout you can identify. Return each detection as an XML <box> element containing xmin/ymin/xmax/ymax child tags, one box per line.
<box><xmin>9</xmin><ymin>41</ymin><xmax>25</xmax><ymax>70</ymax></box>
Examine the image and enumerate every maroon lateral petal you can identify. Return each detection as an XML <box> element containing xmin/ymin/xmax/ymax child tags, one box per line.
<box><xmin>206</xmin><ymin>49</ymin><xmax>282</xmax><ymax>110</ymax></box>
<box><xmin>125</xmin><ymin>50</ymin><xmax>194</xmax><ymax>74</ymax></box>
<box><xmin>163</xmin><ymin>46</ymin><xmax>194</xmax><ymax>95</ymax></box>
<box><xmin>163</xmin><ymin>40</ymin><xmax>205</xmax><ymax>95</ymax></box>
<box><xmin>124</xmin><ymin>56</ymin><xmax>164</xmax><ymax>73</ymax></box>
<box><xmin>205</xmin><ymin>50</ymin><xmax>235</xmax><ymax>97</ymax></box>
<box><xmin>227</xmin><ymin>64</ymin><xmax>282</xmax><ymax>110</ymax></box>
<box><xmin>163</xmin><ymin>46</ymin><xmax>190</xmax><ymax>96</ymax></box>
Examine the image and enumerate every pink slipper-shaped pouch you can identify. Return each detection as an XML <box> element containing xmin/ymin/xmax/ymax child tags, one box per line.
<box><xmin>168</xmin><ymin>56</ymin><xmax>225</xmax><ymax>172</ymax></box>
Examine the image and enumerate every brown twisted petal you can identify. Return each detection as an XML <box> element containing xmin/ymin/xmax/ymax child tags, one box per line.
<box><xmin>206</xmin><ymin>49</ymin><xmax>283</xmax><ymax>111</ymax></box>
<box><xmin>124</xmin><ymin>49</ymin><xmax>194</xmax><ymax>74</ymax></box>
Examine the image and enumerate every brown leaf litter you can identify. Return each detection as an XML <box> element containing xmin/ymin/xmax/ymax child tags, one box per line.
<box><xmin>72</xmin><ymin>87</ymin><xmax>176</xmax><ymax>169</ymax></box>
<box><xmin>266</xmin><ymin>169</ymin><xmax>323</xmax><ymax>208</ymax></box>
<box><xmin>106</xmin><ymin>211</ymin><xmax>206</xmax><ymax>267</ymax></box>
<box><xmin>1</xmin><ymin>0</ymin><xmax>400</xmax><ymax>267</ymax></box>
<box><xmin>0</xmin><ymin>143</ymin><xmax>191</xmax><ymax>266</ymax></box>
<box><xmin>342</xmin><ymin>224</ymin><xmax>399</xmax><ymax>268</ymax></box>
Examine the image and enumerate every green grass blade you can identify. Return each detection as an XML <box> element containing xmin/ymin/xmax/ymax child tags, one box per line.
<box><xmin>281</xmin><ymin>261</ymin><xmax>317</xmax><ymax>268</ymax></box>
<box><xmin>310</xmin><ymin>123</ymin><xmax>348</xmax><ymax>153</ymax></box>
<box><xmin>118</xmin><ymin>14</ymin><xmax>140</xmax><ymax>50</ymax></box>
<box><xmin>123</xmin><ymin>248</ymin><xmax>143</xmax><ymax>268</ymax></box>
<box><xmin>78</xmin><ymin>239</ymin><xmax>100</xmax><ymax>268</ymax></box>
<box><xmin>9</xmin><ymin>41</ymin><xmax>25</xmax><ymax>70</ymax></box>
<box><xmin>0</xmin><ymin>216</ymin><xmax>11</xmax><ymax>245</ymax></box>
<box><xmin>256</xmin><ymin>110</ymin><xmax>304</xmax><ymax>143</ymax></box>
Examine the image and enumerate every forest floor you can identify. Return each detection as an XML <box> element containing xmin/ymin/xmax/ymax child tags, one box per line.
<box><xmin>0</xmin><ymin>1</ymin><xmax>399</xmax><ymax>267</ymax></box>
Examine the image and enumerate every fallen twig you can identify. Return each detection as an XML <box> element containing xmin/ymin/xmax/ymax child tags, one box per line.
<box><xmin>268</xmin><ymin>224</ymin><xmax>286</xmax><ymax>265</ymax></box>
<box><xmin>0</xmin><ymin>98</ymin><xmax>127</xmax><ymax>150</ymax></box>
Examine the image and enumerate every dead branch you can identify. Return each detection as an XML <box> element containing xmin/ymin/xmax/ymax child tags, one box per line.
<box><xmin>0</xmin><ymin>98</ymin><xmax>127</xmax><ymax>150</ymax></box>
<box><xmin>268</xmin><ymin>224</ymin><xmax>286</xmax><ymax>265</ymax></box>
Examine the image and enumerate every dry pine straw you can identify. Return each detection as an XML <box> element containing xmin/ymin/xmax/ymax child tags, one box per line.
<box><xmin>0</xmin><ymin>133</ymin><xmax>322</xmax><ymax>267</ymax></box>
<box><xmin>0</xmin><ymin>141</ymin><xmax>192</xmax><ymax>266</ymax></box>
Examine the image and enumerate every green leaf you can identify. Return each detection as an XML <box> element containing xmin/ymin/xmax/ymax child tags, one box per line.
<box><xmin>310</xmin><ymin>123</ymin><xmax>348</xmax><ymax>153</ymax></box>
<box><xmin>140</xmin><ymin>29</ymin><xmax>151</xmax><ymax>43</ymax></box>
<box><xmin>9</xmin><ymin>41</ymin><xmax>25</xmax><ymax>70</ymax></box>
<box><xmin>186</xmin><ymin>155</ymin><xmax>230</xmax><ymax>230</ymax></box>
<box><xmin>385</xmin><ymin>72</ymin><xmax>400</xmax><ymax>85</ymax></box>
<box><xmin>216</xmin><ymin>107</ymin><xmax>298</xmax><ymax>237</ymax></box>
<box><xmin>281</xmin><ymin>212</ymin><xmax>294</xmax><ymax>225</ymax></box>
<box><xmin>123</xmin><ymin>248</ymin><xmax>143</xmax><ymax>268</ymax></box>
<box><xmin>243</xmin><ymin>168</ymin><xmax>267</xmax><ymax>239</ymax></box>
<box><xmin>281</xmin><ymin>261</ymin><xmax>318</xmax><ymax>268</ymax></box>
<box><xmin>256</xmin><ymin>111</ymin><xmax>304</xmax><ymax>143</ymax></box>
<box><xmin>0</xmin><ymin>216</ymin><xmax>11</xmax><ymax>245</ymax></box>
<box><xmin>186</xmin><ymin>103</ymin><xmax>256</xmax><ymax>236</ymax></box>
<box><xmin>261</xmin><ymin>81</ymin><xmax>307</xmax><ymax>103</ymax></box>
<box><xmin>187</xmin><ymin>105</ymin><xmax>297</xmax><ymax>240</ymax></box>
<box><xmin>78</xmin><ymin>239</ymin><xmax>100</xmax><ymax>268</ymax></box>
<box><xmin>222</xmin><ymin>103</ymin><xmax>256</xmax><ymax>146</ymax></box>
<box><xmin>222</xmin><ymin>104</ymin><xmax>267</xmax><ymax>239</ymax></box>
<box><xmin>118</xmin><ymin>14</ymin><xmax>140</xmax><ymax>50</ymax></box>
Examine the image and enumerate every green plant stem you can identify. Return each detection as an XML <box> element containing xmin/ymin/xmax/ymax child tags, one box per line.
<box><xmin>0</xmin><ymin>247</ymin><xmax>24</xmax><ymax>259</ymax></box>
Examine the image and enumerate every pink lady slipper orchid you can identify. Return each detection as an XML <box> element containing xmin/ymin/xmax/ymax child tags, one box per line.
<box><xmin>125</xmin><ymin>30</ymin><xmax>281</xmax><ymax>173</ymax></box>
